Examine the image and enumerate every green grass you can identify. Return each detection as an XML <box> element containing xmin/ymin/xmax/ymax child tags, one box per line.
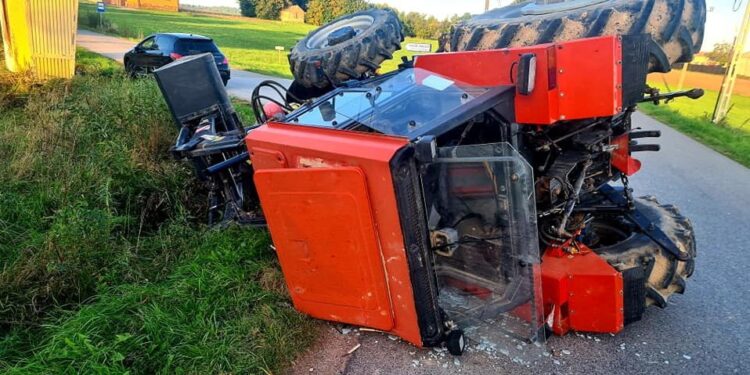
<box><xmin>382</xmin><ymin>38</ymin><xmax>439</xmax><ymax>73</ymax></box>
<box><xmin>80</xmin><ymin>2</ymin><xmax>314</xmax><ymax>77</ymax></box>
<box><xmin>639</xmin><ymin>83</ymin><xmax>750</xmax><ymax>168</ymax></box>
<box><xmin>79</xmin><ymin>2</ymin><xmax>437</xmax><ymax>78</ymax></box>
<box><xmin>645</xmin><ymin>82</ymin><xmax>750</xmax><ymax>130</ymax></box>
<box><xmin>0</xmin><ymin>48</ymin><xmax>313</xmax><ymax>373</ymax></box>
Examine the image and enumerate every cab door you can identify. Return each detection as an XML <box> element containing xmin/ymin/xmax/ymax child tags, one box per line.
<box><xmin>254</xmin><ymin>167</ymin><xmax>395</xmax><ymax>331</ymax></box>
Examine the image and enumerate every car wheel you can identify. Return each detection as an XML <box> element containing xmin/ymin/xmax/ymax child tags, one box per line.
<box><xmin>125</xmin><ymin>61</ymin><xmax>137</xmax><ymax>78</ymax></box>
<box><xmin>222</xmin><ymin>77</ymin><xmax>229</xmax><ymax>87</ymax></box>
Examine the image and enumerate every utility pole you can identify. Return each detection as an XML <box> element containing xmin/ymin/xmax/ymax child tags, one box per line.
<box><xmin>713</xmin><ymin>0</ymin><xmax>750</xmax><ymax>124</ymax></box>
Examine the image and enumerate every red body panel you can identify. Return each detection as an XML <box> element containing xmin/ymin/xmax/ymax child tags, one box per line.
<box><xmin>541</xmin><ymin>246</ymin><xmax>624</xmax><ymax>335</ymax></box>
<box><xmin>415</xmin><ymin>36</ymin><xmax>623</xmax><ymax>125</ymax></box>
<box><xmin>246</xmin><ymin>123</ymin><xmax>429</xmax><ymax>346</ymax></box>
<box><xmin>611</xmin><ymin>134</ymin><xmax>642</xmax><ymax>175</ymax></box>
<box><xmin>255</xmin><ymin>167</ymin><xmax>395</xmax><ymax>331</ymax></box>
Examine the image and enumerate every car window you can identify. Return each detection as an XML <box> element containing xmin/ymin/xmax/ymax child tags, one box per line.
<box><xmin>140</xmin><ymin>37</ymin><xmax>157</xmax><ymax>50</ymax></box>
<box><xmin>155</xmin><ymin>35</ymin><xmax>171</xmax><ymax>51</ymax></box>
<box><xmin>175</xmin><ymin>39</ymin><xmax>220</xmax><ymax>54</ymax></box>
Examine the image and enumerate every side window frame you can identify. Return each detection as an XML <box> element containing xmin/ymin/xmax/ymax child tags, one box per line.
<box><xmin>139</xmin><ymin>36</ymin><xmax>157</xmax><ymax>51</ymax></box>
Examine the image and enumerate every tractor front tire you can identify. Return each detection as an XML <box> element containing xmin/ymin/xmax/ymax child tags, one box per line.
<box><xmin>289</xmin><ymin>9</ymin><xmax>404</xmax><ymax>89</ymax></box>
<box><xmin>442</xmin><ymin>0</ymin><xmax>707</xmax><ymax>73</ymax></box>
<box><xmin>586</xmin><ymin>196</ymin><xmax>696</xmax><ymax>322</ymax></box>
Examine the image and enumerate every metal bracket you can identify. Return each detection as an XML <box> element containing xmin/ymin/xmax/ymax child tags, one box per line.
<box><xmin>599</xmin><ymin>185</ymin><xmax>691</xmax><ymax>261</ymax></box>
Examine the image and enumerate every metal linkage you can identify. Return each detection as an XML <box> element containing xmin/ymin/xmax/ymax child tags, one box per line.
<box><xmin>599</xmin><ymin>184</ymin><xmax>691</xmax><ymax>261</ymax></box>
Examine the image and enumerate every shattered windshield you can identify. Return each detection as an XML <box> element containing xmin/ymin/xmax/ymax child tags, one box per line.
<box><xmin>289</xmin><ymin>68</ymin><xmax>489</xmax><ymax>136</ymax></box>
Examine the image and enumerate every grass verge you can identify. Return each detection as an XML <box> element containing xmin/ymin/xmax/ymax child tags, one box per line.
<box><xmin>79</xmin><ymin>2</ymin><xmax>437</xmax><ymax>78</ymax></box>
<box><xmin>639</xmin><ymin>104</ymin><xmax>750</xmax><ymax>168</ymax></box>
<box><xmin>640</xmin><ymin>83</ymin><xmax>750</xmax><ymax>168</ymax></box>
<box><xmin>0</xmin><ymin>48</ymin><xmax>313</xmax><ymax>373</ymax></box>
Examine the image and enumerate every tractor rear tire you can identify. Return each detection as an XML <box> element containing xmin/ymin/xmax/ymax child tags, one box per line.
<box><xmin>441</xmin><ymin>0</ymin><xmax>707</xmax><ymax>73</ymax></box>
<box><xmin>586</xmin><ymin>196</ymin><xmax>696</xmax><ymax>320</ymax></box>
<box><xmin>289</xmin><ymin>9</ymin><xmax>404</xmax><ymax>89</ymax></box>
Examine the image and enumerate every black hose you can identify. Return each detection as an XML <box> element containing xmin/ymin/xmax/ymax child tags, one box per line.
<box><xmin>251</xmin><ymin>80</ymin><xmax>301</xmax><ymax>124</ymax></box>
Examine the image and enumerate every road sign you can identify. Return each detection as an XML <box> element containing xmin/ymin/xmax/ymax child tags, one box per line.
<box><xmin>96</xmin><ymin>2</ymin><xmax>106</xmax><ymax>13</ymax></box>
<box><xmin>406</xmin><ymin>43</ymin><xmax>432</xmax><ymax>53</ymax></box>
<box><xmin>275</xmin><ymin>46</ymin><xmax>285</xmax><ymax>63</ymax></box>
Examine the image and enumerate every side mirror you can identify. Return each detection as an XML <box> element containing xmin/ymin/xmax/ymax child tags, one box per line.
<box><xmin>134</xmin><ymin>46</ymin><xmax>143</xmax><ymax>53</ymax></box>
<box><xmin>516</xmin><ymin>53</ymin><xmax>537</xmax><ymax>96</ymax></box>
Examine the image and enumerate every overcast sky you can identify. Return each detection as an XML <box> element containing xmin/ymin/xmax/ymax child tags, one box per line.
<box><xmin>179</xmin><ymin>0</ymin><xmax>746</xmax><ymax>52</ymax></box>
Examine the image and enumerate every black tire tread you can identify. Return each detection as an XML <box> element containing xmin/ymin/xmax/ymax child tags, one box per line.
<box><xmin>595</xmin><ymin>197</ymin><xmax>696</xmax><ymax>309</ymax></box>
<box><xmin>289</xmin><ymin>9</ymin><xmax>404</xmax><ymax>88</ymax></box>
<box><xmin>441</xmin><ymin>0</ymin><xmax>706</xmax><ymax>73</ymax></box>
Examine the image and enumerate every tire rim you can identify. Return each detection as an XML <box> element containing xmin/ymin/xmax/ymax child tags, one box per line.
<box><xmin>586</xmin><ymin>221</ymin><xmax>634</xmax><ymax>248</ymax></box>
<box><xmin>306</xmin><ymin>15</ymin><xmax>375</xmax><ymax>49</ymax></box>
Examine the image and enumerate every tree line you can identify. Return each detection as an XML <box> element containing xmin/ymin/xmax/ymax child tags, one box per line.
<box><xmin>237</xmin><ymin>0</ymin><xmax>471</xmax><ymax>40</ymax></box>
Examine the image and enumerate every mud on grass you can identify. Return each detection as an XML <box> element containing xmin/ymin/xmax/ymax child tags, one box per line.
<box><xmin>0</xmin><ymin>49</ymin><xmax>313</xmax><ymax>373</ymax></box>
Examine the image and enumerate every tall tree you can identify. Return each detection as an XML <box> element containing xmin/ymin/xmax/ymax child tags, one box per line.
<box><xmin>706</xmin><ymin>43</ymin><xmax>733</xmax><ymax>66</ymax></box>
<box><xmin>255</xmin><ymin>0</ymin><xmax>289</xmax><ymax>20</ymax></box>
<box><xmin>238</xmin><ymin>0</ymin><xmax>256</xmax><ymax>17</ymax></box>
<box><xmin>291</xmin><ymin>0</ymin><xmax>309</xmax><ymax>10</ymax></box>
<box><xmin>305</xmin><ymin>0</ymin><xmax>368</xmax><ymax>25</ymax></box>
<box><xmin>305</xmin><ymin>0</ymin><xmax>328</xmax><ymax>25</ymax></box>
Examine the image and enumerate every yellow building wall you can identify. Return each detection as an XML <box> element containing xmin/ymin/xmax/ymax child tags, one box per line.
<box><xmin>1</xmin><ymin>0</ymin><xmax>33</xmax><ymax>72</ymax></box>
<box><xmin>106</xmin><ymin>0</ymin><xmax>178</xmax><ymax>12</ymax></box>
<box><xmin>280</xmin><ymin>6</ymin><xmax>305</xmax><ymax>23</ymax></box>
<box><xmin>138</xmin><ymin>0</ymin><xmax>179</xmax><ymax>12</ymax></box>
<box><xmin>0</xmin><ymin>0</ymin><xmax>78</xmax><ymax>78</ymax></box>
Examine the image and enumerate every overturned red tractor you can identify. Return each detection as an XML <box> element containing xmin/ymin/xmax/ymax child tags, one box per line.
<box><xmin>155</xmin><ymin>0</ymin><xmax>705</xmax><ymax>355</ymax></box>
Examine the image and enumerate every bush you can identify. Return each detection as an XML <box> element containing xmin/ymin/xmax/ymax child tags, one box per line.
<box><xmin>255</xmin><ymin>0</ymin><xmax>289</xmax><ymax>20</ymax></box>
<box><xmin>0</xmin><ymin>49</ymin><xmax>188</xmax><ymax>326</ymax></box>
<box><xmin>79</xmin><ymin>9</ymin><xmax>142</xmax><ymax>39</ymax></box>
<box><xmin>239</xmin><ymin>0</ymin><xmax>256</xmax><ymax>17</ymax></box>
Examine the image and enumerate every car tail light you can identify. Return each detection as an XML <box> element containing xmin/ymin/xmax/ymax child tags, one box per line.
<box><xmin>170</xmin><ymin>52</ymin><xmax>183</xmax><ymax>60</ymax></box>
<box><xmin>222</xmin><ymin>57</ymin><xmax>229</xmax><ymax>65</ymax></box>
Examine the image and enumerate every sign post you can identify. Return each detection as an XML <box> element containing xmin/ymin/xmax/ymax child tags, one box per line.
<box><xmin>405</xmin><ymin>43</ymin><xmax>432</xmax><ymax>53</ymax></box>
<box><xmin>275</xmin><ymin>46</ymin><xmax>285</xmax><ymax>63</ymax></box>
<box><xmin>96</xmin><ymin>2</ymin><xmax>106</xmax><ymax>29</ymax></box>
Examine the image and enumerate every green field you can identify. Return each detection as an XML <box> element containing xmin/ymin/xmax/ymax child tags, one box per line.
<box><xmin>0</xmin><ymin>49</ymin><xmax>313</xmax><ymax>374</ymax></box>
<box><xmin>640</xmin><ymin>83</ymin><xmax>750</xmax><ymax>167</ymax></box>
<box><xmin>79</xmin><ymin>2</ymin><xmax>437</xmax><ymax>78</ymax></box>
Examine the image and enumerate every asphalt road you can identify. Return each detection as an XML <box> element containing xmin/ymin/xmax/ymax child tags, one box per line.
<box><xmin>76</xmin><ymin>30</ymin><xmax>749</xmax><ymax>374</ymax></box>
<box><xmin>292</xmin><ymin>112</ymin><xmax>750</xmax><ymax>375</ymax></box>
<box><xmin>76</xmin><ymin>29</ymin><xmax>291</xmax><ymax>102</ymax></box>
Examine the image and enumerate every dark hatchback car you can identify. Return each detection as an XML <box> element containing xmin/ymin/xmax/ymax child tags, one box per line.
<box><xmin>124</xmin><ymin>33</ymin><xmax>231</xmax><ymax>85</ymax></box>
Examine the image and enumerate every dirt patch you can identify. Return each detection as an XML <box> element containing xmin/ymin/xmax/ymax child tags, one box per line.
<box><xmin>556</xmin><ymin>18</ymin><xmax>585</xmax><ymax>42</ymax></box>
<box><xmin>284</xmin><ymin>323</ymin><xmax>361</xmax><ymax>375</ymax></box>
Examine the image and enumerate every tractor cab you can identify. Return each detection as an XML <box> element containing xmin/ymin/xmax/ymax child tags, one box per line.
<box><xmin>284</xmin><ymin>68</ymin><xmax>509</xmax><ymax>141</ymax></box>
<box><xmin>245</xmin><ymin>64</ymin><xmax>545</xmax><ymax>354</ymax></box>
